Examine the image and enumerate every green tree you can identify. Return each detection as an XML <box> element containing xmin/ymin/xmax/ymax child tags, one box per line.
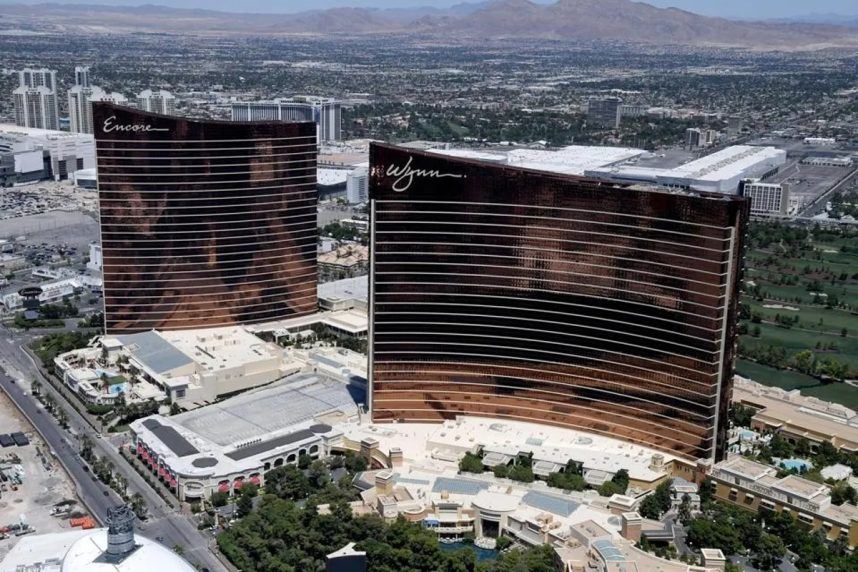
<box><xmin>458</xmin><ymin>452</ymin><xmax>484</xmax><ymax>474</ymax></box>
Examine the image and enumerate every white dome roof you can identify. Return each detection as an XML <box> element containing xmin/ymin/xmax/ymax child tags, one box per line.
<box><xmin>62</xmin><ymin>529</ymin><xmax>196</xmax><ymax>572</ymax></box>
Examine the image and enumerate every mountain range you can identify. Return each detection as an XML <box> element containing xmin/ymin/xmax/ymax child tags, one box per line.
<box><xmin>2</xmin><ymin>0</ymin><xmax>857</xmax><ymax>49</ymax></box>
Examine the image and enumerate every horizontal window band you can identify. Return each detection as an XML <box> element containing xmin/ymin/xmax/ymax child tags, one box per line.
<box><xmin>105</xmin><ymin>294</ymin><xmax>318</xmax><ymax>315</ymax></box>
<box><xmin>375</xmin><ymin>260</ymin><xmax>726</xmax><ymax>292</ymax></box>
<box><xmin>373</xmin><ymin>330</ymin><xmax>718</xmax><ymax>369</ymax></box>
<box><xmin>375</xmin><ymin>219</ymin><xmax>730</xmax><ymax>254</ymax></box>
<box><xmin>375</xmin><ymin>370</ymin><xmax>717</xmax><ymax>408</ymax></box>
<box><xmin>374</xmin><ymin>199</ymin><xmax>736</xmax><ymax>231</ymax></box>
<box><xmin>104</xmin><ymin>275</ymin><xmax>317</xmax><ymax>292</ymax></box>
<box><xmin>377</xmin><ymin>208</ymin><xmax>732</xmax><ymax>244</ymax></box>
<box><xmin>374</xmin><ymin>342</ymin><xmax>717</xmax><ymax>381</ymax></box>
<box><xmin>95</xmin><ymin>134</ymin><xmax>317</xmax><ymax>145</ymax></box>
<box><xmin>102</xmin><ymin>244</ymin><xmax>317</xmax><ymax>260</ymax></box>
<box><xmin>106</xmin><ymin>308</ymin><xmax>319</xmax><ymax>332</ymax></box>
<box><xmin>374</xmin><ymin>274</ymin><xmax>725</xmax><ymax>310</ymax></box>
<box><xmin>100</xmin><ymin>226</ymin><xmax>317</xmax><ymax>236</ymax></box>
<box><xmin>103</xmin><ymin>251</ymin><xmax>317</xmax><ymax>268</ymax></box>
<box><xmin>101</xmin><ymin>236</ymin><xmax>318</xmax><ymax>251</ymax></box>
<box><xmin>375</xmin><ymin>300</ymin><xmax>720</xmax><ymax>335</ymax></box>
<box><xmin>96</xmin><ymin>158</ymin><xmax>317</xmax><ymax>169</ymax></box>
<box><xmin>99</xmin><ymin>216</ymin><xmax>317</xmax><ymax>228</ymax></box>
<box><xmin>376</xmin><ymin>249</ymin><xmax>727</xmax><ymax>279</ymax></box>
<box><xmin>372</xmin><ymin>286</ymin><xmax>723</xmax><ymax>329</ymax></box>
<box><xmin>105</xmin><ymin>287</ymin><xmax>318</xmax><ymax>304</ymax></box>
<box><xmin>376</xmin><ymin>310</ymin><xmax>717</xmax><ymax>348</ymax></box>
<box><xmin>97</xmin><ymin>194</ymin><xmax>317</xmax><ymax>204</ymax></box>
<box><xmin>97</xmin><ymin>173</ymin><xmax>316</xmax><ymax>186</ymax></box>
<box><xmin>96</xmin><ymin>165</ymin><xmax>316</xmax><ymax>178</ymax></box>
<box><xmin>375</xmin><ymin>237</ymin><xmax>729</xmax><ymax>268</ymax></box>
<box><xmin>374</xmin><ymin>354</ymin><xmax>718</xmax><ymax>390</ymax></box>
<box><xmin>103</xmin><ymin>269</ymin><xmax>318</xmax><ymax>286</ymax></box>
<box><xmin>98</xmin><ymin>182</ymin><xmax>317</xmax><ymax>194</ymax></box>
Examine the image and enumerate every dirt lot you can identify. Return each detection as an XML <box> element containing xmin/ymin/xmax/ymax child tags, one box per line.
<box><xmin>0</xmin><ymin>390</ymin><xmax>79</xmax><ymax>561</ymax></box>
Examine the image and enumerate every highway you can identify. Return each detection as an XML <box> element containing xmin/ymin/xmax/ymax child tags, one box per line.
<box><xmin>0</xmin><ymin>332</ymin><xmax>228</xmax><ymax>572</ymax></box>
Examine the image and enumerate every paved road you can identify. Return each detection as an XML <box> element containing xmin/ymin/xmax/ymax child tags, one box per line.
<box><xmin>0</xmin><ymin>369</ymin><xmax>120</xmax><ymax>521</ymax></box>
<box><xmin>0</xmin><ymin>333</ymin><xmax>228</xmax><ymax>572</ymax></box>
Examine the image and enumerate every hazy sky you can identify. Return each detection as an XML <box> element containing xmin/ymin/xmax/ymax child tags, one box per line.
<box><xmin>5</xmin><ymin>0</ymin><xmax>858</xmax><ymax>18</ymax></box>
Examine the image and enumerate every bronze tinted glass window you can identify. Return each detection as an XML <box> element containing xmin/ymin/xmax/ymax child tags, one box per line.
<box><xmin>94</xmin><ymin>103</ymin><xmax>318</xmax><ymax>333</ymax></box>
<box><xmin>369</xmin><ymin>143</ymin><xmax>748</xmax><ymax>462</ymax></box>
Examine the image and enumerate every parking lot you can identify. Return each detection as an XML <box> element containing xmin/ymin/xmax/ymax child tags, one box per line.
<box><xmin>0</xmin><ymin>389</ymin><xmax>80</xmax><ymax>561</ymax></box>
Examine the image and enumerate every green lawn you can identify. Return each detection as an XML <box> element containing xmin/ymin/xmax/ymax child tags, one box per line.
<box><xmin>741</xmin><ymin>322</ymin><xmax>858</xmax><ymax>370</ymax></box>
<box><xmin>735</xmin><ymin>359</ymin><xmax>820</xmax><ymax>391</ymax></box>
<box><xmin>735</xmin><ymin>360</ymin><xmax>858</xmax><ymax>410</ymax></box>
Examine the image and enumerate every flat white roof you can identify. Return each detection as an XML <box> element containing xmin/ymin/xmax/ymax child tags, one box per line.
<box><xmin>342</xmin><ymin>416</ymin><xmax>675</xmax><ymax>483</ymax></box>
<box><xmin>318</xmin><ymin>168</ymin><xmax>350</xmax><ymax>186</ymax></box>
<box><xmin>159</xmin><ymin>326</ymin><xmax>281</xmax><ymax>371</ymax></box>
<box><xmin>669</xmin><ymin>145</ymin><xmax>786</xmax><ymax>182</ymax></box>
<box><xmin>505</xmin><ymin>145</ymin><xmax>646</xmax><ymax>176</ymax></box>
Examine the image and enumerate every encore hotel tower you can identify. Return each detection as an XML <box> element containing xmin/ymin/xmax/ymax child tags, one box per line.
<box><xmin>94</xmin><ymin>102</ymin><xmax>318</xmax><ymax>333</ymax></box>
<box><xmin>369</xmin><ymin>144</ymin><xmax>749</xmax><ymax>462</ymax></box>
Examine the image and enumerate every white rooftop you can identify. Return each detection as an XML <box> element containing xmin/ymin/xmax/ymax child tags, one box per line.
<box><xmin>159</xmin><ymin>326</ymin><xmax>281</xmax><ymax>372</ymax></box>
<box><xmin>0</xmin><ymin>529</ymin><xmax>194</xmax><ymax>572</ymax></box>
<box><xmin>430</xmin><ymin>145</ymin><xmax>647</xmax><ymax>176</ymax></box>
<box><xmin>343</xmin><ymin>416</ymin><xmax>674</xmax><ymax>483</ymax></box>
<box><xmin>318</xmin><ymin>168</ymin><xmax>351</xmax><ymax>186</ymax></box>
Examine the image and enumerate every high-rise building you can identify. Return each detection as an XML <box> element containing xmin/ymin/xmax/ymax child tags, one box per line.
<box><xmin>136</xmin><ymin>89</ymin><xmax>176</xmax><ymax>115</ymax></box>
<box><xmin>93</xmin><ymin>102</ymin><xmax>318</xmax><ymax>333</ymax></box>
<box><xmin>686</xmin><ymin>128</ymin><xmax>703</xmax><ymax>148</ymax></box>
<box><xmin>17</xmin><ymin>67</ymin><xmax>57</xmax><ymax>90</ymax></box>
<box><xmin>231</xmin><ymin>97</ymin><xmax>341</xmax><ymax>143</ymax></box>
<box><xmin>69</xmin><ymin>86</ymin><xmax>127</xmax><ymax>134</ymax></box>
<box><xmin>368</xmin><ymin>143</ymin><xmax>749</xmax><ymax>462</ymax></box>
<box><xmin>13</xmin><ymin>85</ymin><xmax>59</xmax><ymax>130</ymax></box>
<box><xmin>346</xmin><ymin>167</ymin><xmax>369</xmax><ymax>204</ymax></box>
<box><xmin>586</xmin><ymin>97</ymin><xmax>622</xmax><ymax>129</ymax></box>
<box><xmin>75</xmin><ymin>65</ymin><xmax>91</xmax><ymax>88</ymax></box>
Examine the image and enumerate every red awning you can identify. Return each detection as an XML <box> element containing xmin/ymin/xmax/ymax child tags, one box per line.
<box><xmin>249</xmin><ymin>476</ymin><xmax>261</xmax><ymax>486</ymax></box>
<box><xmin>218</xmin><ymin>482</ymin><xmax>230</xmax><ymax>493</ymax></box>
<box><xmin>233</xmin><ymin>478</ymin><xmax>244</xmax><ymax>490</ymax></box>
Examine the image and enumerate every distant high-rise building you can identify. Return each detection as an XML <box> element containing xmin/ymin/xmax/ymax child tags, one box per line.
<box><xmin>620</xmin><ymin>103</ymin><xmax>646</xmax><ymax>118</ymax></box>
<box><xmin>231</xmin><ymin>97</ymin><xmax>342</xmax><ymax>143</ymax></box>
<box><xmin>313</xmin><ymin>99</ymin><xmax>342</xmax><ymax>143</ymax></box>
<box><xmin>586</xmin><ymin>97</ymin><xmax>622</xmax><ymax>129</ymax></box>
<box><xmin>93</xmin><ymin>102</ymin><xmax>318</xmax><ymax>333</ymax></box>
<box><xmin>69</xmin><ymin>86</ymin><xmax>127</xmax><ymax>134</ymax></box>
<box><xmin>346</xmin><ymin>167</ymin><xmax>368</xmax><ymax>204</ymax></box>
<box><xmin>17</xmin><ymin>67</ymin><xmax>57</xmax><ymax>91</ymax></box>
<box><xmin>136</xmin><ymin>89</ymin><xmax>176</xmax><ymax>115</ymax></box>
<box><xmin>686</xmin><ymin>128</ymin><xmax>703</xmax><ymax>148</ymax></box>
<box><xmin>74</xmin><ymin>66</ymin><xmax>90</xmax><ymax>88</ymax></box>
<box><xmin>369</xmin><ymin>143</ymin><xmax>749</xmax><ymax>462</ymax></box>
<box><xmin>13</xmin><ymin>85</ymin><xmax>59</xmax><ymax>130</ymax></box>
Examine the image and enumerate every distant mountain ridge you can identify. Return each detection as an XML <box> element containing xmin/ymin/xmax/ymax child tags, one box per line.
<box><xmin>1</xmin><ymin>0</ymin><xmax>857</xmax><ymax>48</ymax></box>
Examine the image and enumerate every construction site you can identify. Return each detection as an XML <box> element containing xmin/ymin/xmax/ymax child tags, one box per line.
<box><xmin>0</xmin><ymin>389</ymin><xmax>88</xmax><ymax>561</ymax></box>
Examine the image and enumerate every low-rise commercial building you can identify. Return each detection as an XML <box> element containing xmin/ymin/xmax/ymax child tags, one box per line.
<box><xmin>55</xmin><ymin>326</ymin><xmax>304</xmax><ymax>408</ymax></box>
<box><xmin>319</xmin><ymin>244</ymin><xmax>369</xmax><ymax>282</ymax></box>
<box><xmin>740</xmin><ymin>179</ymin><xmax>789</xmax><ymax>216</ymax></box>
<box><xmin>733</xmin><ymin>377</ymin><xmax>858</xmax><ymax>453</ymax></box>
<box><xmin>129</xmin><ymin>374</ymin><xmax>360</xmax><ymax>501</ymax></box>
<box><xmin>711</xmin><ymin>456</ymin><xmax>858</xmax><ymax>547</ymax></box>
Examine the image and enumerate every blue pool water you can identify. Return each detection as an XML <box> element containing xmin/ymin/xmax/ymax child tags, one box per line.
<box><xmin>778</xmin><ymin>458</ymin><xmax>812</xmax><ymax>472</ymax></box>
<box><xmin>438</xmin><ymin>542</ymin><xmax>498</xmax><ymax>561</ymax></box>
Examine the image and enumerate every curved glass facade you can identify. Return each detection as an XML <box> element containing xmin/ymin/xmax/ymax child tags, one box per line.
<box><xmin>369</xmin><ymin>144</ymin><xmax>748</xmax><ymax>461</ymax></box>
<box><xmin>94</xmin><ymin>102</ymin><xmax>318</xmax><ymax>333</ymax></box>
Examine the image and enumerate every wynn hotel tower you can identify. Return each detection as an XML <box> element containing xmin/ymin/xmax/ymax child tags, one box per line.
<box><xmin>369</xmin><ymin>143</ymin><xmax>749</xmax><ymax>462</ymax></box>
<box><xmin>94</xmin><ymin>102</ymin><xmax>318</xmax><ymax>333</ymax></box>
